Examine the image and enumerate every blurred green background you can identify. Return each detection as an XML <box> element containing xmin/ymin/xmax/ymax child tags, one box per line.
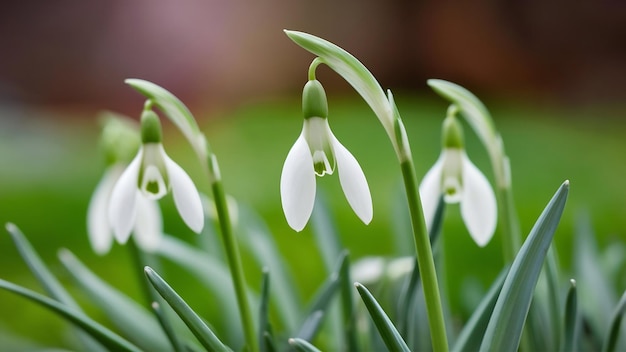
<box><xmin>1</xmin><ymin>0</ymin><xmax>626</xmax><ymax>348</ymax></box>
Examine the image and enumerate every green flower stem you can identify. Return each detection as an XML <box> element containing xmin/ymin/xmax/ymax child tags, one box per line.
<box><xmin>209</xmin><ymin>153</ymin><xmax>258</xmax><ymax>352</ymax></box>
<box><xmin>497</xmin><ymin>184</ymin><xmax>522</xmax><ymax>263</ymax></box>
<box><xmin>400</xmin><ymin>158</ymin><xmax>449</xmax><ymax>352</ymax></box>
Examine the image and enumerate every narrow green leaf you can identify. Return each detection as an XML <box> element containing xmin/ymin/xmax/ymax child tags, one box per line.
<box><xmin>355</xmin><ymin>282</ymin><xmax>411</xmax><ymax>352</ymax></box>
<box><xmin>258</xmin><ymin>268</ymin><xmax>273</xmax><ymax>352</ymax></box>
<box><xmin>263</xmin><ymin>332</ymin><xmax>278</xmax><ymax>352</ymax></box>
<box><xmin>288</xmin><ymin>338</ymin><xmax>322</xmax><ymax>352</ymax></box>
<box><xmin>574</xmin><ymin>212</ymin><xmax>619</xmax><ymax>345</ymax></box>
<box><xmin>151</xmin><ymin>301</ymin><xmax>187</xmax><ymax>352</ymax></box>
<box><xmin>157</xmin><ymin>234</ymin><xmax>250</xmax><ymax>343</ymax></box>
<box><xmin>602</xmin><ymin>290</ymin><xmax>626</xmax><ymax>352</ymax></box>
<box><xmin>5</xmin><ymin>223</ymin><xmax>105</xmax><ymax>352</ymax></box>
<box><xmin>124</xmin><ymin>78</ymin><xmax>207</xmax><ymax>158</ymax></box>
<box><xmin>0</xmin><ymin>279</ymin><xmax>141</xmax><ymax>352</ymax></box>
<box><xmin>479</xmin><ymin>180</ymin><xmax>569</xmax><ymax>352</ymax></box>
<box><xmin>339</xmin><ymin>251</ymin><xmax>359</xmax><ymax>352</ymax></box>
<box><xmin>58</xmin><ymin>249</ymin><xmax>172</xmax><ymax>351</ymax></box>
<box><xmin>284</xmin><ymin>30</ymin><xmax>395</xmax><ymax>144</ymax></box>
<box><xmin>452</xmin><ymin>266</ymin><xmax>508</xmax><ymax>352</ymax></box>
<box><xmin>562</xmin><ymin>279</ymin><xmax>579</xmax><ymax>352</ymax></box>
<box><xmin>144</xmin><ymin>266</ymin><xmax>231</xmax><ymax>352</ymax></box>
<box><xmin>545</xmin><ymin>247</ymin><xmax>563</xmax><ymax>351</ymax></box>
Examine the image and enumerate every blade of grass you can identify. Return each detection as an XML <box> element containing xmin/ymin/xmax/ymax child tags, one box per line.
<box><xmin>144</xmin><ymin>266</ymin><xmax>231</xmax><ymax>352</ymax></box>
<box><xmin>58</xmin><ymin>249</ymin><xmax>172</xmax><ymax>351</ymax></box>
<box><xmin>0</xmin><ymin>279</ymin><xmax>141</xmax><ymax>352</ymax></box>
<box><xmin>355</xmin><ymin>282</ymin><xmax>411</xmax><ymax>352</ymax></box>
<box><xmin>479</xmin><ymin>180</ymin><xmax>569</xmax><ymax>352</ymax></box>
<box><xmin>5</xmin><ymin>223</ymin><xmax>105</xmax><ymax>352</ymax></box>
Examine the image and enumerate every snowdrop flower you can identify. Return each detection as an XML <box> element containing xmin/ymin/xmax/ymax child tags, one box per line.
<box><xmin>88</xmin><ymin>164</ymin><xmax>163</xmax><ymax>254</ymax></box>
<box><xmin>108</xmin><ymin>107</ymin><xmax>204</xmax><ymax>245</ymax></box>
<box><xmin>419</xmin><ymin>113</ymin><xmax>497</xmax><ymax>246</ymax></box>
<box><xmin>87</xmin><ymin>115</ymin><xmax>163</xmax><ymax>254</ymax></box>
<box><xmin>280</xmin><ymin>79</ymin><xmax>372</xmax><ymax>231</ymax></box>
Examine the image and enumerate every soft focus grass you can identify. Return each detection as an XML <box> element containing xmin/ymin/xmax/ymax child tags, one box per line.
<box><xmin>0</xmin><ymin>95</ymin><xmax>625</xmax><ymax>347</ymax></box>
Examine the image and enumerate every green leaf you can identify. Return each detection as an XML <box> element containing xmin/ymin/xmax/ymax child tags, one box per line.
<box><xmin>602</xmin><ymin>290</ymin><xmax>626</xmax><ymax>352</ymax></box>
<box><xmin>144</xmin><ymin>266</ymin><xmax>231</xmax><ymax>352</ymax></box>
<box><xmin>157</xmin><ymin>234</ymin><xmax>250</xmax><ymax>343</ymax></box>
<box><xmin>151</xmin><ymin>301</ymin><xmax>187</xmax><ymax>352</ymax></box>
<box><xmin>0</xmin><ymin>279</ymin><xmax>141</xmax><ymax>352</ymax></box>
<box><xmin>355</xmin><ymin>282</ymin><xmax>410</xmax><ymax>352</ymax></box>
<box><xmin>562</xmin><ymin>279</ymin><xmax>579</xmax><ymax>352</ymax></box>
<box><xmin>479</xmin><ymin>180</ymin><xmax>569</xmax><ymax>352</ymax></box>
<box><xmin>288</xmin><ymin>338</ymin><xmax>322</xmax><ymax>352</ymax></box>
<box><xmin>284</xmin><ymin>30</ymin><xmax>395</xmax><ymax>146</ymax></box>
<box><xmin>58</xmin><ymin>249</ymin><xmax>172</xmax><ymax>351</ymax></box>
<box><xmin>338</xmin><ymin>251</ymin><xmax>359</xmax><ymax>352</ymax></box>
<box><xmin>125</xmin><ymin>78</ymin><xmax>207</xmax><ymax>159</ymax></box>
<box><xmin>545</xmin><ymin>247</ymin><xmax>563</xmax><ymax>351</ymax></box>
<box><xmin>574</xmin><ymin>212</ymin><xmax>619</xmax><ymax>345</ymax></box>
<box><xmin>5</xmin><ymin>223</ymin><xmax>105</xmax><ymax>352</ymax></box>
<box><xmin>452</xmin><ymin>266</ymin><xmax>508</xmax><ymax>352</ymax></box>
<box><xmin>258</xmin><ymin>268</ymin><xmax>274</xmax><ymax>352</ymax></box>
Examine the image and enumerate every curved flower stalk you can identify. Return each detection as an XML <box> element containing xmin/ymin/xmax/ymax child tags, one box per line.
<box><xmin>419</xmin><ymin>109</ymin><xmax>497</xmax><ymax>247</ymax></box>
<box><xmin>281</xmin><ymin>79</ymin><xmax>372</xmax><ymax>231</ymax></box>
<box><xmin>108</xmin><ymin>106</ymin><xmax>204</xmax><ymax>244</ymax></box>
<box><xmin>87</xmin><ymin>114</ymin><xmax>163</xmax><ymax>254</ymax></box>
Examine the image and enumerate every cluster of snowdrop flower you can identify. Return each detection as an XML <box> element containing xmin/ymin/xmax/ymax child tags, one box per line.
<box><xmin>87</xmin><ymin>104</ymin><xmax>204</xmax><ymax>255</ymax></box>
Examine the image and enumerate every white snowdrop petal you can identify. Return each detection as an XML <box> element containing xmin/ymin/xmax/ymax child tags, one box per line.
<box><xmin>419</xmin><ymin>155</ymin><xmax>444</xmax><ymax>233</ymax></box>
<box><xmin>460</xmin><ymin>154</ymin><xmax>497</xmax><ymax>247</ymax></box>
<box><xmin>164</xmin><ymin>154</ymin><xmax>204</xmax><ymax>234</ymax></box>
<box><xmin>87</xmin><ymin>165</ymin><xmax>123</xmax><ymax>255</ymax></box>
<box><xmin>108</xmin><ymin>151</ymin><xmax>142</xmax><ymax>244</ymax></box>
<box><xmin>280</xmin><ymin>135</ymin><xmax>316</xmax><ymax>231</ymax></box>
<box><xmin>332</xmin><ymin>136</ymin><xmax>373</xmax><ymax>224</ymax></box>
<box><xmin>133</xmin><ymin>195</ymin><xmax>163</xmax><ymax>252</ymax></box>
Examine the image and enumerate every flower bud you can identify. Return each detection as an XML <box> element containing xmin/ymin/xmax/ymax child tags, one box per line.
<box><xmin>141</xmin><ymin>109</ymin><xmax>162</xmax><ymax>144</ymax></box>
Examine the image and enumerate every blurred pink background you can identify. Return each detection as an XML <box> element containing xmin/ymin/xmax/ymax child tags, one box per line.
<box><xmin>1</xmin><ymin>0</ymin><xmax>625</xmax><ymax>115</ymax></box>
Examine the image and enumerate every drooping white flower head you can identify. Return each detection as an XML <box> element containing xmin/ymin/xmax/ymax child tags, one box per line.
<box><xmin>280</xmin><ymin>80</ymin><xmax>372</xmax><ymax>231</ymax></box>
<box><xmin>87</xmin><ymin>164</ymin><xmax>163</xmax><ymax>254</ymax></box>
<box><xmin>419</xmin><ymin>112</ymin><xmax>497</xmax><ymax>246</ymax></box>
<box><xmin>108</xmin><ymin>108</ymin><xmax>204</xmax><ymax>244</ymax></box>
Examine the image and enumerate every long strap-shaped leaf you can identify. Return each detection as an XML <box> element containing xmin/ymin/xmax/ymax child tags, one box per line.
<box><xmin>6</xmin><ymin>224</ymin><xmax>105</xmax><ymax>352</ymax></box>
<box><xmin>58</xmin><ymin>249</ymin><xmax>172</xmax><ymax>351</ymax></box>
<box><xmin>602</xmin><ymin>290</ymin><xmax>626</xmax><ymax>352</ymax></box>
<box><xmin>0</xmin><ymin>279</ymin><xmax>141</xmax><ymax>352</ymax></box>
<box><xmin>355</xmin><ymin>282</ymin><xmax>410</xmax><ymax>352</ymax></box>
<box><xmin>144</xmin><ymin>266</ymin><xmax>231</xmax><ymax>352</ymax></box>
<box><xmin>562</xmin><ymin>279</ymin><xmax>579</xmax><ymax>352</ymax></box>
<box><xmin>480</xmin><ymin>180</ymin><xmax>569</xmax><ymax>352</ymax></box>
